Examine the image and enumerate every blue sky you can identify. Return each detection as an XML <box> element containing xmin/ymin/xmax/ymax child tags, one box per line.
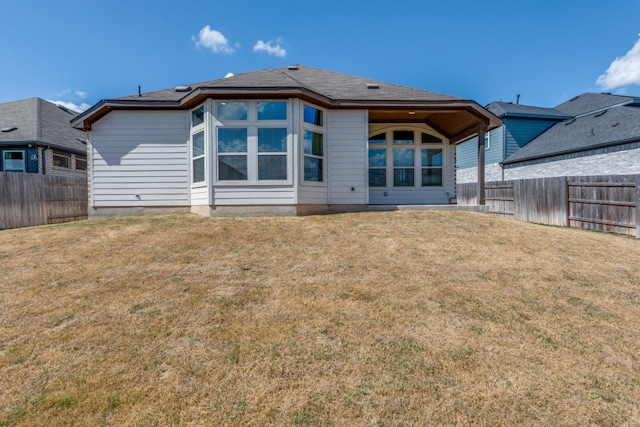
<box><xmin>2</xmin><ymin>1</ymin><xmax>640</xmax><ymax>112</ymax></box>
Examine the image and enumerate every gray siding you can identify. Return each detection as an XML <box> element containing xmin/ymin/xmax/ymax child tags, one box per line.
<box><xmin>90</xmin><ymin>111</ymin><xmax>190</xmax><ymax>207</ymax></box>
<box><xmin>328</xmin><ymin>110</ymin><xmax>367</xmax><ymax>205</ymax></box>
<box><xmin>213</xmin><ymin>186</ymin><xmax>295</xmax><ymax>205</ymax></box>
<box><xmin>503</xmin><ymin>117</ymin><xmax>558</xmax><ymax>157</ymax></box>
<box><xmin>456</xmin><ymin>127</ymin><xmax>503</xmax><ymax>169</ymax></box>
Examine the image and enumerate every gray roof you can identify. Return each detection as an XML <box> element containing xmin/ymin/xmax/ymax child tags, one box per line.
<box><xmin>554</xmin><ymin>92</ymin><xmax>639</xmax><ymax>117</ymax></box>
<box><xmin>0</xmin><ymin>98</ymin><xmax>87</xmax><ymax>153</ymax></box>
<box><xmin>486</xmin><ymin>101</ymin><xmax>569</xmax><ymax>119</ymax></box>
<box><xmin>115</xmin><ymin>65</ymin><xmax>462</xmax><ymax>104</ymax></box>
<box><xmin>502</xmin><ymin>104</ymin><xmax>640</xmax><ymax>164</ymax></box>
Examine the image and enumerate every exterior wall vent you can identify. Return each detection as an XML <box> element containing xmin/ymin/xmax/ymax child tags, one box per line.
<box><xmin>287</xmin><ymin>65</ymin><xmax>299</xmax><ymax>70</ymax></box>
<box><xmin>1</xmin><ymin>126</ymin><xmax>17</xmax><ymax>132</ymax></box>
<box><xmin>366</xmin><ymin>83</ymin><xmax>380</xmax><ymax>89</ymax></box>
<box><xmin>175</xmin><ymin>85</ymin><xmax>192</xmax><ymax>92</ymax></box>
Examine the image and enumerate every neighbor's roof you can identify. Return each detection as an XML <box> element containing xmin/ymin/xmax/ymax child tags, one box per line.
<box><xmin>554</xmin><ymin>92</ymin><xmax>640</xmax><ymax>117</ymax></box>
<box><xmin>71</xmin><ymin>65</ymin><xmax>501</xmax><ymax>142</ymax></box>
<box><xmin>486</xmin><ymin>101</ymin><xmax>569</xmax><ymax>119</ymax></box>
<box><xmin>0</xmin><ymin>98</ymin><xmax>87</xmax><ymax>153</ymax></box>
<box><xmin>502</xmin><ymin>104</ymin><xmax>640</xmax><ymax>165</ymax></box>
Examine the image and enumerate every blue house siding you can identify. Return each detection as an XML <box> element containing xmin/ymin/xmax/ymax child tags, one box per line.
<box><xmin>456</xmin><ymin>127</ymin><xmax>503</xmax><ymax>169</ymax></box>
<box><xmin>504</xmin><ymin>117</ymin><xmax>558</xmax><ymax>158</ymax></box>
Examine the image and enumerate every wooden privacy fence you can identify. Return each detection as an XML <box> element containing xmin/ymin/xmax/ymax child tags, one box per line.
<box><xmin>0</xmin><ymin>172</ymin><xmax>88</xmax><ymax>230</ymax></box>
<box><xmin>458</xmin><ymin>175</ymin><xmax>640</xmax><ymax>238</ymax></box>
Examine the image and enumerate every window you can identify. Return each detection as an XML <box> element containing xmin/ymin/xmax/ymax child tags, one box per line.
<box><xmin>75</xmin><ymin>155</ymin><xmax>87</xmax><ymax>171</ymax></box>
<box><xmin>3</xmin><ymin>150</ymin><xmax>25</xmax><ymax>172</ymax></box>
<box><xmin>484</xmin><ymin>131</ymin><xmax>491</xmax><ymax>150</ymax></box>
<box><xmin>258</xmin><ymin>102</ymin><xmax>287</xmax><ymax>120</ymax></box>
<box><xmin>218</xmin><ymin>128</ymin><xmax>248</xmax><ymax>180</ymax></box>
<box><xmin>368</xmin><ymin>129</ymin><xmax>445</xmax><ymax>188</ymax></box>
<box><xmin>303</xmin><ymin>105</ymin><xmax>323</xmax><ymax>126</ymax></box>
<box><xmin>368</xmin><ymin>149</ymin><xmax>386</xmax><ymax>187</ymax></box>
<box><xmin>393</xmin><ymin>149</ymin><xmax>414</xmax><ymax>186</ymax></box>
<box><xmin>303</xmin><ymin>130</ymin><xmax>323</xmax><ymax>182</ymax></box>
<box><xmin>53</xmin><ymin>151</ymin><xmax>71</xmax><ymax>169</ymax></box>
<box><xmin>258</xmin><ymin>128</ymin><xmax>287</xmax><ymax>180</ymax></box>
<box><xmin>191</xmin><ymin>104</ymin><xmax>205</xmax><ymax>127</ymax></box>
<box><xmin>421</xmin><ymin>149</ymin><xmax>442</xmax><ymax>186</ymax></box>
<box><xmin>217</xmin><ymin>102</ymin><xmax>247</xmax><ymax>121</ymax></box>
<box><xmin>192</xmin><ymin>131</ymin><xmax>205</xmax><ymax>183</ymax></box>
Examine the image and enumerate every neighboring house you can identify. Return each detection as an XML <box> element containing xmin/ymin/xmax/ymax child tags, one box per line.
<box><xmin>0</xmin><ymin>98</ymin><xmax>88</xmax><ymax>176</ymax></box>
<box><xmin>71</xmin><ymin>65</ymin><xmax>500</xmax><ymax>217</ymax></box>
<box><xmin>501</xmin><ymin>93</ymin><xmax>640</xmax><ymax>178</ymax></box>
<box><xmin>456</xmin><ymin>102</ymin><xmax>569</xmax><ymax>183</ymax></box>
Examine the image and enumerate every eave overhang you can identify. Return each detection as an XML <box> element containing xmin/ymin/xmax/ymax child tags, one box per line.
<box><xmin>72</xmin><ymin>87</ymin><xmax>501</xmax><ymax>143</ymax></box>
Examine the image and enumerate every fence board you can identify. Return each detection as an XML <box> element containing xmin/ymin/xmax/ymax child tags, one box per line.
<box><xmin>0</xmin><ymin>172</ymin><xmax>87</xmax><ymax>230</ymax></box>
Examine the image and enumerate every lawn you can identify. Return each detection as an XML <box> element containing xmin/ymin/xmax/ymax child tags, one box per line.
<box><xmin>1</xmin><ymin>211</ymin><xmax>639</xmax><ymax>426</ymax></box>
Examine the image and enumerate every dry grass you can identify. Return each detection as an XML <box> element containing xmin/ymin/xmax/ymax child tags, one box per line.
<box><xmin>1</xmin><ymin>211</ymin><xmax>640</xmax><ymax>426</ymax></box>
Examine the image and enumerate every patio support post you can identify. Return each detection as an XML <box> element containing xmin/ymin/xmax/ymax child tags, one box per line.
<box><xmin>477</xmin><ymin>122</ymin><xmax>487</xmax><ymax>205</ymax></box>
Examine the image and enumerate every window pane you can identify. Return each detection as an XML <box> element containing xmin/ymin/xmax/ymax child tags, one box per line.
<box><xmin>193</xmin><ymin>157</ymin><xmax>205</xmax><ymax>183</ymax></box>
<box><xmin>192</xmin><ymin>105</ymin><xmax>205</xmax><ymax>127</ymax></box>
<box><xmin>422</xmin><ymin>168</ymin><xmax>442</xmax><ymax>186</ymax></box>
<box><xmin>303</xmin><ymin>105</ymin><xmax>324</xmax><ymax>126</ymax></box>
<box><xmin>422</xmin><ymin>133</ymin><xmax>442</xmax><ymax>144</ymax></box>
<box><xmin>421</xmin><ymin>149</ymin><xmax>442</xmax><ymax>167</ymax></box>
<box><xmin>393</xmin><ymin>149</ymin><xmax>414</xmax><ymax>166</ymax></box>
<box><xmin>258</xmin><ymin>155</ymin><xmax>287</xmax><ymax>180</ymax></box>
<box><xmin>192</xmin><ymin>131</ymin><xmax>205</xmax><ymax>157</ymax></box>
<box><xmin>369</xmin><ymin>169</ymin><xmax>386</xmax><ymax>187</ymax></box>
<box><xmin>3</xmin><ymin>151</ymin><xmax>25</xmax><ymax>172</ymax></box>
<box><xmin>369</xmin><ymin>133</ymin><xmax>386</xmax><ymax>144</ymax></box>
<box><xmin>53</xmin><ymin>153</ymin><xmax>70</xmax><ymax>168</ymax></box>
<box><xmin>217</xmin><ymin>102</ymin><xmax>247</xmax><ymax>120</ymax></box>
<box><xmin>75</xmin><ymin>157</ymin><xmax>87</xmax><ymax>171</ymax></box>
<box><xmin>393</xmin><ymin>130</ymin><xmax>414</xmax><ymax>144</ymax></box>
<box><xmin>258</xmin><ymin>102</ymin><xmax>287</xmax><ymax>120</ymax></box>
<box><xmin>258</xmin><ymin>128</ymin><xmax>287</xmax><ymax>152</ymax></box>
<box><xmin>218</xmin><ymin>128</ymin><xmax>247</xmax><ymax>153</ymax></box>
<box><xmin>219</xmin><ymin>155</ymin><xmax>247</xmax><ymax>180</ymax></box>
<box><xmin>303</xmin><ymin>130</ymin><xmax>323</xmax><ymax>156</ymax></box>
<box><xmin>368</xmin><ymin>149</ymin><xmax>386</xmax><ymax>167</ymax></box>
<box><xmin>394</xmin><ymin>168</ymin><xmax>414</xmax><ymax>187</ymax></box>
<box><xmin>304</xmin><ymin>157</ymin><xmax>323</xmax><ymax>182</ymax></box>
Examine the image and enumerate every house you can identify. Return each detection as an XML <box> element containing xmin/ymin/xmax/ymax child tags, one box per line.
<box><xmin>71</xmin><ymin>65</ymin><xmax>500</xmax><ymax>217</ymax></box>
<box><xmin>0</xmin><ymin>98</ymin><xmax>88</xmax><ymax>176</ymax></box>
<box><xmin>501</xmin><ymin>93</ymin><xmax>640</xmax><ymax>178</ymax></box>
<box><xmin>456</xmin><ymin>102</ymin><xmax>570</xmax><ymax>183</ymax></box>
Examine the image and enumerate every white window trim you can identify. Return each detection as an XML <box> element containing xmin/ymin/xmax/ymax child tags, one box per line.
<box><xmin>3</xmin><ymin>149</ymin><xmax>26</xmax><ymax>173</ymax></box>
<box><xmin>213</xmin><ymin>100</ymin><xmax>293</xmax><ymax>186</ymax></box>
<box><xmin>300</xmin><ymin>103</ymin><xmax>326</xmax><ymax>186</ymax></box>
<box><xmin>190</xmin><ymin>103</ymin><xmax>207</xmax><ymax>187</ymax></box>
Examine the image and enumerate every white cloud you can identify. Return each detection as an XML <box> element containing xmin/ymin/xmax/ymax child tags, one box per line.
<box><xmin>224</xmin><ymin>72</ymin><xmax>234</xmax><ymax>78</ymax></box>
<box><xmin>253</xmin><ymin>38</ymin><xmax>286</xmax><ymax>58</ymax></box>
<box><xmin>195</xmin><ymin>25</ymin><xmax>235</xmax><ymax>54</ymax></box>
<box><xmin>596</xmin><ymin>34</ymin><xmax>640</xmax><ymax>90</ymax></box>
<box><xmin>75</xmin><ymin>90</ymin><xmax>87</xmax><ymax>99</ymax></box>
<box><xmin>48</xmin><ymin>100</ymin><xmax>91</xmax><ymax>113</ymax></box>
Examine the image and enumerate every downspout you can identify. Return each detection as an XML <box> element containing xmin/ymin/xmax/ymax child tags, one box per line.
<box><xmin>477</xmin><ymin>122</ymin><xmax>487</xmax><ymax>205</ymax></box>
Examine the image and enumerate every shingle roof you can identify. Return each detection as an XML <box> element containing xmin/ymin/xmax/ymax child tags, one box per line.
<box><xmin>502</xmin><ymin>105</ymin><xmax>640</xmax><ymax>164</ymax></box>
<box><xmin>0</xmin><ymin>98</ymin><xmax>86</xmax><ymax>153</ymax></box>
<box><xmin>115</xmin><ymin>65</ymin><xmax>462</xmax><ymax>104</ymax></box>
<box><xmin>486</xmin><ymin>101</ymin><xmax>569</xmax><ymax>119</ymax></box>
<box><xmin>554</xmin><ymin>92</ymin><xmax>638</xmax><ymax>117</ymax></box>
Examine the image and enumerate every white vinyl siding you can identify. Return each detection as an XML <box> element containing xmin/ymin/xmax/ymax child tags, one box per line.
<box><xmin>90</xmin><ymin>111</ymin><xmax>189</xmax><ymax>207</ymax></box>
<box><xmin>212</xmin><ymin>187</ymin><xmax>295</xmax><ymax>205</ymax></box>
<box><xmin>328</xmin><ymin>110</ymin><xmax>367</xmax><ymax>205</ymax></box>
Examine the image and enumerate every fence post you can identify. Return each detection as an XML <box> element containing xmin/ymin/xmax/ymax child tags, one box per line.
<box><xmin>636</xmin><ymin>175</ymin><xmax>640</xmax><ymax>238</ymax></box>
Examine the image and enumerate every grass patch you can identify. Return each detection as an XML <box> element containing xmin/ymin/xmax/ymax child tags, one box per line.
<box><xmin>1</xmin><ymin>211</ymin><xmax>640</xmax><ymax>425</ymax></box>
